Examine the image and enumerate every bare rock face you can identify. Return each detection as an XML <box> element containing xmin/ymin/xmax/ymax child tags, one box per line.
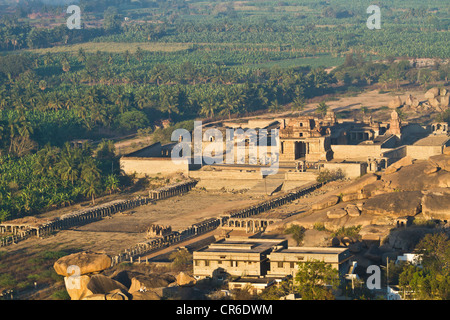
<box><xmin>362</xmin><ymin>191</ymin><xmax>422</xmax><ymax>218</ymax></box>
<box><xmin>346</xmin><ymin>204</ymin><xmax>361</xmax><ymax>217</ymax></box>
<box><xmin>384</xmin><ymin>156</ymin><xmax>414</xmax><ymax>175</ymax></box>
<box><xmin>54</xmin><ymin>252</ymin><xmax>112</xmax><ymax>277</ymax></box>
<box><xmin>428</xmin><ymin>155</ymin><xmax>450</xmax><ymax>172</ymax></box>
<box><xmin>312</xmin><ymin>195</ymin><xmax>340</xmax><ymax>211</ymax></box>
<box><xmin>422</xmin><ymin>189</ymin><xmax>450</xmax><ymax>220</ymax></box>
<box><xmin>332</xmin><ymin>173</ymin><xmax>379</xmax><ymax>196</ymax></box>
<box><xmin>381</xmin><ymin>158</ymin><xmax>450</xmax><ymax>191</ymax></box>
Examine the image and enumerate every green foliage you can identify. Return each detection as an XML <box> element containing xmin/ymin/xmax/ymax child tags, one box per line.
<box><xmin>316</xmin><ymin>168</ymin><xmax>346</xmax><ymax>184</ymax></box>
<box><xmin>51</xmin><ymin>289</ymin><xmax>71</xmax><ymax>300</ymax></box>
<box><xmin>284</xmin><ymin>224</ymin><xmax>306</xmax><ymax>246</ymax></box>
<box><xmin>331</xmin><ymin>226</ymin><xmax>362</xmax><ymax>239</ymax></box>
<box><xmin>398</xmin><ymin>232</ymin><xmax>450</xmax><ymax>300</ymax></box>
<box><xmin>169</xmin><ymin>248</ymin><xmax>193</xmax><ymax>271</ymax></box>
<box><xmin>313</xmin><ymin>222</ymin><xmax>327</xmax><ymax>232</ymax></box>
<box><xmin>295</xmin><ymin>259</ymin><xmax>339</xmax><ymax>300</ymax></box>
<box><xmin>0</xmin><ymin>143</ymin><xmax>122</xmax><ymax>221</ymax></box>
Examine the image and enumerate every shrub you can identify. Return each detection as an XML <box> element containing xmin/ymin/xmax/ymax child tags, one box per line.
<box><xmin>317</xmin><ymin>168</ymin><xmax>346</xmax><ymax>183</ymax></box>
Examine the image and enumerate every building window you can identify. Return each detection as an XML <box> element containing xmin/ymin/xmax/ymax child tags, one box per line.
<box><xmin>205</xmin><ymin>260</ymin><xmax>210</xmax><ymax>267</ymax></box>
<box><xmin>297</xmin><ymin>256</ymin><xmax>304</xmax><ymax>260</ymax></box>
<box><xmin>277</xmin><ymin>262</ymin><xmax>284</xmax><ymax>268</ymax></box>
<box><xmin>290</xmin><ymin>262</ymin><xmax>295</xmax><ymax>269</ymax></box>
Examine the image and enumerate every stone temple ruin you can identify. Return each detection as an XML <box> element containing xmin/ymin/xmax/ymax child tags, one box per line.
<box><xmin>120</xmin><ymin>99</ymin><xmax>449</xmax><ymax>195</ymax></box>
<box><xmin>145</xmin><ymin>224</ymin><xmax>172</xmax><ymax>239</ymax></box>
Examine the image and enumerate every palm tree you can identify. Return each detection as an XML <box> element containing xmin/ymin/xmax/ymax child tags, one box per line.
<box><xmin>200</xmin><ymin>98</ymin><xmax>218</xmax><ymax>119</ymax></box>
<box><xmin>291</xmin><ymin>96</ymin><xmax>306</xmax><ymax>113</ymax></box>
<box><xmin>104</xmin><ymin>174</ymin><xmax>120</xmax><ymax>195</ymax></box>
<box><xmin>81</xmin><ymin>158</ymin><xmax>101</xmax><ymax>205</ymax></box>
<box><xmin>315</xmin><ymin>102</ymin><xmax>329</xmax><ymax>117</ymax></box>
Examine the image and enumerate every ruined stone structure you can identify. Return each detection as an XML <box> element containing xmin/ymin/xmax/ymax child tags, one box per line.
<box><xmin>146</xmin><ymin>224</ymin><xmax>172</xmax><ymax>238</ymax></box>
<box><xmin>148</xmin><ymin>180</ymin><xmax>198</xmax><ymax>200</ymax></box>
<box><xmin>279</xmin><ymin>116</ymin><xmax>332</xmax><ymax>162</ymax></box>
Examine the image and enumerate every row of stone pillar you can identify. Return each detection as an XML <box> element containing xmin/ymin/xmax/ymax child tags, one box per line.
<box><xmin>223</xmin><ymin>182</ymin><xmax>323</xmax><ymax>224</ymax></box>
<box><xmin>35</xmin><ymin>197</ymin><xmax>153</xmax><ymax>238</ymax></box>
<box><xmin>111</xmin><ymin>217</ymin><xmax>222</xmax><ymax>266</ymax></box>
<box><xmin>149</xmin><ymin>180</ymin><xmax>198</xmax><ymax>200</ymax></box>
<box><xmin>0</xmin><ymin>231</ymin><xmax>31</xmax><ymax>247</ymax></box>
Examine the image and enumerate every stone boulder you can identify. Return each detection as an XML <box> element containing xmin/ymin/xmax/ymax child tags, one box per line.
<box><xmin>346</xmin><ymin>204</ymin><xmax>361</xmax><ymax>217</ymax></box>
<box><xmin>388</xmin><ymin>96</ymin><xmax>403</xmax><ymax>109</ymax></box>
<box><xmin>105</xmin><ymin>289</ymin><xmax>130</xmax><ymax>300</ymax></box>
<box><xmin>438</xmin><ymin>94</ymin><xmax>450</xmax><ymax>108</ymax></box>
<box><xmin>341</xmin><ymin>192</ymin><xmax>369</xmax><ymax>202</ymax></box>
<box><xmin>428</xmin><ymin>154</ymin><xmax>450</xmax><ymax>172</ymax></box>
<box><xmin>359</xmin><ymin>224</ymin><xmax>393</xmax><ymax>243</ymax></box>
<box><xmin>384</xmin><ymin>156</ymin><xmax>414</xmax><ymax>175</ymax></box>
<box><xmin>312</xmin><ymin>195</ymin><xmax>340</xmax><ymax>211</ymax></box>
<box><xmin>63</xmin><ymin>274</ymin><xmax>92</xmax><ymax>300</ymax></box>
<box><xmin>423</xmin><ymin>162</ymin><xmax>440</xmax><ymax>175</ymax></box>
<box><xmin>362</xmin><ymin>191</ymin><xmax>422</xmax><ymax>218</ymax></box>
<box><xmin>422</xmin><ymin>189</ymin><xmax>450</xmax><ymax>220</ymax></box>
<box><xmin>327</xmin><ymin>208</ymin><xmax>347</xmax><ymax>219</ymax></box>
<box><xmin>425</xmin><ymin>87</ymin><xmax>440</xmax><ymax>100</ymax></box>
<box><xmin>381</xmin><ymin>160</ymin><xmax>450</xmax><ymax>191</ymax></box>
<box><xmin>332</xmin><ymin>173</ymin><xmax>379</xmax><ymax>196</ymax></box>
<box><xmin>129</xmin><ymin>273</ymin><xmax>176</xmax><ymax>293</ymax></box>
<box><xmin>131</xmin><ymin>291</ymin><xmax>161</xmax><ymax>300</ymax></box>
<box><xmin>54</xmin><ymin>252</ymin><xmax>112</xmax><ymax>277</ymax></box>
<box><xmin>86</xmin><ymin>274</ymin><xmax>130</xmax><ymax>297</ymax></box>
<box><xmin>176</xmin><ymin>272</ymin><xmax>197</xmax><ymax>287</ymax></box>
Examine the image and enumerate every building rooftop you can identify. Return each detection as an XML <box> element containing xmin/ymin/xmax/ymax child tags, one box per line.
<box><xmin>412</xmin><ymin>135</ymin><xmax>449</xmax><ymax>146</ymax></box>
<box><xmin>196</xmin><ymin>237</ymin><xmax>286</xmax><ymax>254</ymax></box>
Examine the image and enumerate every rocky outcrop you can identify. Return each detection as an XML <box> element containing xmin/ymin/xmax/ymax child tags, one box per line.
<box><xmin>176</xmin><ymin>272</ymin><xmax>197</xmax><ymax>287</ymax></box>
<box><xmin>53</xmin><ymin>251</ymin><xmax>112</xmax><ymax>277</ymax></box>
<box><xmin>384</xmin><ymin>156</ymin><xmax>414</xmax><ymax>175</ymax></box>
<box><xmin>421</xmin><ymin>189</ymin><xmax>450</xmax><ymax>220</ymax></box>
<box><xmin>312</xmin><ymin>195</ymin><xmax>340</xmax><ymax>211</ymax></box>
<box><xmin>362</xmin><ymin>191</ymin><xmax>422</xmax><ymax>218</ymax></box>
<box><xmin>54</xmin><ymin>251</ymin><xmax>178</xmax><ymax>300</ymax></box>
<box><xmin>388</xmin><ymin>96</ymin><xmax>403</xmax><ymax>109</ymax></box>
<box><xmin>346</xmin><ymin>204</ymin><xmax>361</xmax><ymax>217</ymax></box>
<box><xmin>326</xmin><ymin>208</ymin><xmax>347</xmax><ymax>219</ymax></box>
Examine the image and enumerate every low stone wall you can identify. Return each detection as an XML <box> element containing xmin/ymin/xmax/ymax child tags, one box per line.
<box><xmin>406</xmin><ymin>145</ymin><xmax>444</xmax><ymax>160</ymax></box>
<box><xmin>120</xmin><ymin>157</ymin><xmax>189</xmax><ymax>177</ymax></box>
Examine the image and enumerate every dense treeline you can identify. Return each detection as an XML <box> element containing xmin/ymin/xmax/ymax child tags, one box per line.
<box><xmin>0</xmin><ymin>140</ymin><xmax>121</xmax><ymax>221</ymax></box>
<box><xmin>0</xmin><ymin>0</ymin><xmax>448</xmax><ymax>222</ymax></box>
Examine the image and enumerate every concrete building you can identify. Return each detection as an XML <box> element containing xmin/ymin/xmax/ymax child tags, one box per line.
<box><xmin>193</xmin><ymin>237</ymin><xmax>353</xmax><ymax>282</ymax></box>
<box><xmin>193</xmin><ymin>237</ymin><xmax>288</xmax><ymax>279</ymax></box>
<box><xmin>267</xmin><ymin>247</ymin><xmax>353</xmax><ymax>278</ymax></box>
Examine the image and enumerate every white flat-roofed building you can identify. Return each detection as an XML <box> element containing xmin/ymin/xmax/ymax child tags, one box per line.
<box><xmin>193</xmin><ymin>237</ymin><xmax>288</xmax><ymax>279</ymax></box>
<box><xmin>267</xmin><ymin>246</ymin><xmax>353</xmax><ymax>277</ymax></box>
